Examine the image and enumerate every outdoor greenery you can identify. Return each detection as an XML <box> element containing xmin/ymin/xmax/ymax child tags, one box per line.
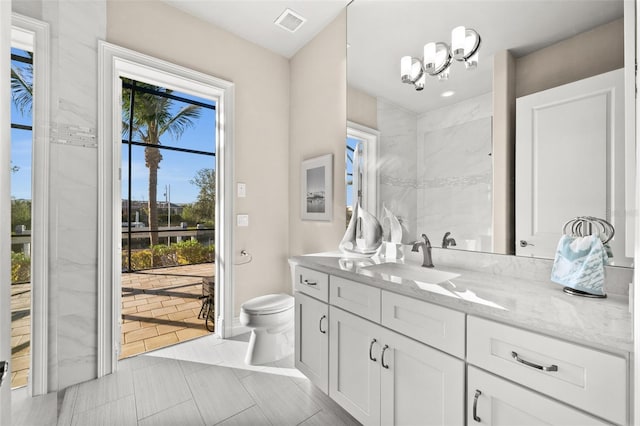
<box><xmin>11</xmin><ymin>252</ymin><xmax>30</xmax><ymax>283</ymax></box>
<box><xmin>123</xmin><ymin>239</ymin><xmax>214</xmax><ymax>270</ymax></box>
<box><xmin>122</xmin><ymin>79</ymin><xmax>202</xmax><ymax>248</ymax></box>
<box><xmin>182</xmin><ymin>168</ymin><xmax>215</xmax><ymax>226</ymax></box>
<box><xmin>11</xmin><ymin>198</ymin><xmax>31</xmax><ymax>229</ymax></box>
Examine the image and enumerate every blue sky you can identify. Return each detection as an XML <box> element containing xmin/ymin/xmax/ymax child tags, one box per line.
<box><xmin>11</xmin><ymin>50</ymin><xmax>216</xmax><ymax>204</ymax></box>
<box><xmin>10</xmin><ymin>48</ymin><xmax>32</xmax><ymax>200</ymax></box>
<box><xmin>121</xmin><ymin>91</ymin><xmax>216</xmax><ymax>204</ymax></box>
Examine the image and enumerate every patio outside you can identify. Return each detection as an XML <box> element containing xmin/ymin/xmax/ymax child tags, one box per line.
<box><xmin>120</xmin><ymin>263</ymin><xmax>215</xmax><ymax>359</ymax></box>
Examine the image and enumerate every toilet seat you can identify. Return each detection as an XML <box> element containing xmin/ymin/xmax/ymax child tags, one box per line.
<box><xmin>241</xmin><ymin>293</ymin><xmax>293</xmax><ymax>315</ymax></box>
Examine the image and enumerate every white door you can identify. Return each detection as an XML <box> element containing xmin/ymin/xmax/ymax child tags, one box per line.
<box><xmin>1</xmin><ymin>0</ymin><xmax>13</xmax><ymax>421</ymax></box>
<box><xmin>468</xmin><ymin>366</ymin><xmax>607</xmax><ymax>425</ymax></box>
<box><xmin>380</xmin><ymin>328</ymin><xmax>465</xmax><ymax>426</ymax></box>
<box><xmin>294</xmin><ymin>292</ymin><xmax>329</xmax><ymax>393</ymax></box>
<box><xmin>329</xmin><ymin>306</ymin><xmax>381</xmax><ymax>426</ymax></box>
<box><xmin>516</xmin><ymin>69</ymin><xmax>625</xmax><ymax>260</ymax></box>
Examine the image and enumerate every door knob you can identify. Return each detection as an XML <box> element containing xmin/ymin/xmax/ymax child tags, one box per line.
<box><xmin>519</xmin><ymin>240</ymin><xmax>535</xmax><ymax>247</ymax></box>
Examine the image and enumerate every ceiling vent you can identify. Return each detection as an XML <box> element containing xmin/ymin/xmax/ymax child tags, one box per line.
<box><xmin>274</xmin><ymin>8</ymin><xmax>306</xmax><ymax>33</ymax></box>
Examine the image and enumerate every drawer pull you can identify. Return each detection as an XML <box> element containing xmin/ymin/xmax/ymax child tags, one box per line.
<box><xmin>473</xmin><ymin>389</ymin><xmax>481</xmax><ymax>422</ymax></box>
<box><xmin>511</xmin><ymin>351</ymin><xmax>558</xmax><ymax>372</ymax></box>
<box><xmin>381</xmin><ymin>345</ymin><xmax>390</xmax><ymax>369</ymax></box>
<box><xmin>319</xmin><ymin>315</ymin><xmax>327</xmax><ymax>334</ymax></box>
<box><xmin>369</xmin><ymin>339</ymin><xmax>377</xmax><ymax>362</ymax></box>
<box><xmin>302</xmin><ymin>279</ymin><xmax>317</xmax><ymax>286</ymax></box>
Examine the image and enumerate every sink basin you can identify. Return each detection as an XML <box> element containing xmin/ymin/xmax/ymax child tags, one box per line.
<box><xmin>362</xmin><ymin>262</ymin><xmax>460</xmax><ymax>284</ymax></box>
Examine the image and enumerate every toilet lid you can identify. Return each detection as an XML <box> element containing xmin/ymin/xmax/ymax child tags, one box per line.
<box><xmin>241</xmin><ymin>293</ymin><xmax>294</xmax><ymax>315</ymax></box>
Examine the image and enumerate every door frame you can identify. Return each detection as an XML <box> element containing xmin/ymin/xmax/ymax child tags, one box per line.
<box><xmin>11</xmin><ymin>13</ymin><xmax>50</xmax><ymax>397</ymax></box>
<box><xmin>97</xmin><ymin>42</ymin><xmax>235</xmax><ymax>376</ymax></box>
<box><xmin>1</xmin><ymin>1</ymin><xmax>12</xmax><ymax>420</ymax></box>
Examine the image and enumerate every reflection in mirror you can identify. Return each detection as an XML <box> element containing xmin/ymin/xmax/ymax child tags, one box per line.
<box><xmin>347</xmin><ymin>0</ymin><xmax>633</xmax><ymax>267</ymax></box>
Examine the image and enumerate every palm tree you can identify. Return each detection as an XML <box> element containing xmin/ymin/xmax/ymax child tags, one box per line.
<box><xmin>10</xmin><ymin>52</ymin><xmax>33</xmax><ymax>115</ymax></box>
<box><xmin>122</xmin><ymin>79</ymin><xmax>201</xmax><ymax>251</ymax></box>
<box><xmin>11</xmin><ymin>52</ymin><xmax>33</xmax><ymax>175</ymax></box>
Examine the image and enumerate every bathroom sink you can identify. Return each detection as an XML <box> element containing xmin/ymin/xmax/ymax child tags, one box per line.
<box><xmin>362</xmin><ymin>262</ymin><xmax>460</xmax><ymax>284</ymax></box>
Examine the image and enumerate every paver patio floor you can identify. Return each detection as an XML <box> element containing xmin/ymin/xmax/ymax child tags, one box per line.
<box><xmin>120</xmin><ymin>263</ymin><xmax>215</xmax><ymax>359</ymax></box>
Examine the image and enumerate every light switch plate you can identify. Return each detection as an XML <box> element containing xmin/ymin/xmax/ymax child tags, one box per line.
<box><xmin>237</xmin><ymin>214</ymin><xmax>249</xmax><ymax>227</ymax></box>
<box><xmin>237</xmin><ymin>183</ymin><xmax>246</xmax><ymax>198</ymax></box>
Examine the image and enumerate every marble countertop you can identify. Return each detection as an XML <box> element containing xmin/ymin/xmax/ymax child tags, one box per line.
<box><xmin>290</xmin><ymin>252</ymin><xmax>633</xmax><ymax>354</ymax></box>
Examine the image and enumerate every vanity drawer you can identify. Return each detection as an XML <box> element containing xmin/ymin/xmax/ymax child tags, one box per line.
<box><xmin>381</xmin><ymin>291</ymin><xmax>465</xmax><ymax>358</ymax></box>
<box><xmin>294</xmin><ymin>266</ymin><xmax>329</xmax><ymax>302</ymax></box>
<box><xmin>330</xmin><ymin>276</ymin><xmax>381</xmax><ymax>322</ymax></box>
<box><xmin>467</xmin><ymin>316</ymin><xmax>627</xmax><ymax>425</ymax></box>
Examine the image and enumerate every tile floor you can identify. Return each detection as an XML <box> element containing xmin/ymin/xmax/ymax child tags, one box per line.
<box><xmin>11</xmin><ymin>333</ymin><xmax>359</xmax><ymax>426</ymax></box>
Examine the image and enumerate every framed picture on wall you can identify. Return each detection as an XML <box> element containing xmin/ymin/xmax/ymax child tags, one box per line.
<box><xmin>301</xmin><ymin>154</ymin><xmax>333</xmax><ymax>221</ymax></box>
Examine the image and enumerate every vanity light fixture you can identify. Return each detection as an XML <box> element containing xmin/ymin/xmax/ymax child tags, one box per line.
<box><xmin>400</xmin><ymin>26</ymin><xmax>481</xmax><ymax>90</ymax></box>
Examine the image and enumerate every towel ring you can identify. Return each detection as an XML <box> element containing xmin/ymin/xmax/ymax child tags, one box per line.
<box><xmin>561</xmin><ymin>216</ymin><xmax>614</xmax><ymax>245</ymax></box>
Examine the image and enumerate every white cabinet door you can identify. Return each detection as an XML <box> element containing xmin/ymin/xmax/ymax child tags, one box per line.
<box><xmin>294</xmin><ymin>292</ymin><xmax>329</xmax><ymax>393</ymax></box>
<box><xmin>516</xmin><ymin>69</ymin><xmax>626</xmax><ymax>261</ymax></box>
<box><xmin>379</xmin><ymin>327</ymin><xmax>465</xmax><ymax>426</ymax></box>
<box><xmin>329</xmin><ymin>306</ymin><xmax>381</xmax><ymax>426</ymax></box>
<box><xmin>468</xmin><ymin>366</ymin><xmax>608</xmax><ymax>426</ymax></box>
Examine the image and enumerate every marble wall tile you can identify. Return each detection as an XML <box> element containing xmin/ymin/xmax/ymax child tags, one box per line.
<box><xmin>377</xmin><ymin>98</ymin><xmax>418</xmax><ymax>241</ymax></box>
<box><xmin>39</xmin><ymin>0</ymin><xmax>106</xmax><ymax>390</ymax></box>
<box><xmin>416</xmin><ymin>94</ymin><xmax>492</xmax><ymax>250</ymax></box>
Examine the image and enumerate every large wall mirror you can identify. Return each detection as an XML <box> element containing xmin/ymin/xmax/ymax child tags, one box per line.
<box><xmin>347</xmin><ymin>0</ymin><xmax>635</xmax><ymax>267</ymax></box>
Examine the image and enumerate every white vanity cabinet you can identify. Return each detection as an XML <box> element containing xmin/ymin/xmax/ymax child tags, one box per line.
<box><xmin>294</xmin><ymin>266</ymin><xmax>330</xmax><ymax>393</ymax></box>
<box><xmin>294</xmin><ymin>292</ymin><xmax>329</xmax><ymax>393</ymax></box>
<box><xmin>467</xmin><ymin>366</ymin><xmax>609</xmax><ymax>425</ymax></box>
<box><xmin>324</xmin><ymin>275</ymin><xmax>465</xmax><ymax>426</ymax></box>
<box><xmin>468</xmin><ymin>316</ymin><xmax>628</xmax><ymax>425</ymax></box>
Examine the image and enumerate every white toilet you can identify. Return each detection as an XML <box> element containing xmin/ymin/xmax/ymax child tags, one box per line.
<box><xmin>239</xmin><ymin>293</ymin><xmax>294</xmax><ymax>365</ymax></box>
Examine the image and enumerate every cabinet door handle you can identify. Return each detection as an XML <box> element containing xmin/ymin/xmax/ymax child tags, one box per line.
<box><xmin>369</xmin><ymin>339</ymin><xmax>377</xmax><ymax>362</ymax></box>
<box><xmin>319</xmin><ymin>315</ymin><xmax>327</xmax><ymax>334</ymax></box>
<box><xmin>511</xmin><ymin>351</ymin><xmax>558</xmax><ymax>372</ymax></box>
<box><xmin>473</xmin><ymin>389</ymin><xmax>482</xmax><ymax>422</ymax></box>
<box><xmin>302</xmin><ymin>279</ymin><xmax>317</xmax><ymax>286</ymax></box>
<box><xmin>381</xmin><ymin>345</ymin><xmax>390</xmax><ymax>369</ymax></box>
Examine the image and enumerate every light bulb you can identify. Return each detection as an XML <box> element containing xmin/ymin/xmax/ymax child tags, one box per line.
<box><xmin>400</xmin><ymin>56</ymin><xmax>413</xmax><ymax>83</ymax></box>
<box><xmin>423</xmin><ymin>42</ymin><xmax>436</xmax><ymax>73</ymax></box>
<box><xmin>452</xmin><ymin>26</ymin><xmax>466</xmax><ymax>60</ymax></box>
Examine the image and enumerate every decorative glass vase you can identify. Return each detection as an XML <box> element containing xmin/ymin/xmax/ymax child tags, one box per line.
<box><xmin>339</xmin><ymin>201</ymin><xmax>383</xmax><ymax>257</ymax></box>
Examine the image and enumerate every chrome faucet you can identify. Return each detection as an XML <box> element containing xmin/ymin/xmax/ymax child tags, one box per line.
<box><xmin>442</xmin><ymin>231</ymin><xmax>457</xmax><ymax>249</ymax></box>
<box><xmin>411</xmin><ymin>234</ymin><xmax>434</xmax><ymax>268</ymax></box>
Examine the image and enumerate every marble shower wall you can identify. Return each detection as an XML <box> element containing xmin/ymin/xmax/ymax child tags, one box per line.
<box><xmin>416</xmin><ymin>93</ymin><xmax>493</xmax><ymax>251</ymax></box>
<box><xmin>377</xmin><ymin>98</ymin><xmax>418</xmax><ymax>242</ymax></box>
<box><xmin>13</xmin><ymin>0</ymin><xmax>107</xmax><ymax>390</ymax></box>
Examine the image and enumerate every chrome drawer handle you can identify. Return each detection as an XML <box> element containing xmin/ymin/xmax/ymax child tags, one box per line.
<box><xmin>302</xmin><ymin>278</ymin><xmax>317</xmax><ymax>286</ymax></box>
<box><xmin>369</xmin><ymin>339</ymin><xmax>377</xmax><ymax>362</ymax></box>
<box><xmin>511</xmin><ymin>351</ymin><xmax>558</xmax><ymax>372</ymax></box>
<box><xmin>319</xmin><ymin>315</ymin><xmax>327</xmax><ymax>334</ymax></box>
<box><xmin>473</xmin><ymin>389</ymin><xmax>481</xmax><ymax>422</ymax></box>
<box><xmin>381</xmin><ymin>345</ymin><xmax>390</xmax><ymax>369</ymax></box>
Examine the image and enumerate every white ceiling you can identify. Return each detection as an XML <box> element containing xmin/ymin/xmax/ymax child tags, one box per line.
<box><xmin>347</xmin><ymin>0</ymin><xmax>624</xmax><ymax>114</ymax></box>
<box><xmin>163</xmin><ymin>0</ymin><xmax>350</xmax><ymax>58</ymax></box>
